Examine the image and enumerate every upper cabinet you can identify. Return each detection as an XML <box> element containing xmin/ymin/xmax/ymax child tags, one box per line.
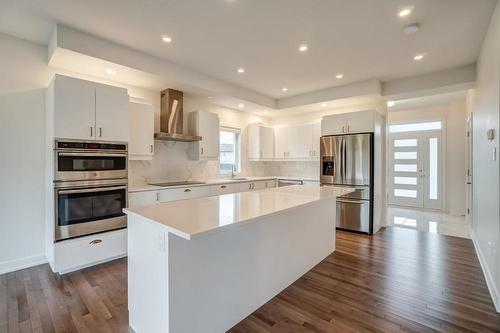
<box><xmin>274</xmin><ymin>123</ymin><xmax>320</xmax><ymax>160</ymax></box>
<box><xmin>188</xmin><ymin>111</ymin><xmax>220</xmax><ymax>160</ymax></box>
<box><xmin>50</xmin><ymin>75</ymin><xmax>129</xmax><ymax>142</ymax></box>
<box><xmin>129</xmin><ymin>101</ymin><xmax>155</xmax><ymax>160</ymax></box>
<box><xmin>248</xmin><ymin>123</ymin><xmax>274</xmax><ymax>161</ymax></box>
<box><xmin>321</xmin><ymin>110</ymin><xmax>376</xmax><ymax>136</ymax></box>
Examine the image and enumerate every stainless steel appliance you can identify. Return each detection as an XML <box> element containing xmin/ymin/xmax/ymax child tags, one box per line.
<box><xmin>320</xmin><ymin>133</ymin><xmax>373</xmax><ymax>233</ymax></box>
<box><xmin>55</xmin><ymin>140</ymin><xmax>127</xmax><ymax>182</ymax></box>
<box><xmin>53</xmin><ymin>140</ymin><xmax>128</xmax><ymax>241</ymax></box>
<box><xmin>278</xmin><ymin>179</ymin><xmax>304</xmax><ymax>187</ymax></box>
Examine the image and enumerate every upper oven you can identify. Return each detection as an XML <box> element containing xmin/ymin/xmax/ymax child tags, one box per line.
<box><xmin>55</xmin><ymin>140</ymin><xmax>127</xmax><ymax>182</ymax></box>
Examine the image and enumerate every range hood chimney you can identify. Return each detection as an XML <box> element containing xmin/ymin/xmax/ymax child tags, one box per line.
<box><xmin>154</xmin><ymin>89</ymin><xmax>202</xmax><ymax>142</ymax></box>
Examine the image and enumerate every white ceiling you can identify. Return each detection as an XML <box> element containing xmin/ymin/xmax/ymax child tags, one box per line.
<box><xmin>0</xmin><ymin>0</ymin><xmax>496</xmax><ymax>100</ymax></box>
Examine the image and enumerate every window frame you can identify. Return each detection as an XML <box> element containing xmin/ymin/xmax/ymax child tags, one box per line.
<box><xmin>218</xmin><ymin>126</ymin><xmax>241</xmax><ymax>175</ymax></box>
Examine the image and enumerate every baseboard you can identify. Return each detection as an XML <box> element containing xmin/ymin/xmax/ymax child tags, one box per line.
<box><xmin>0</xmin><ymin>254</ymin><xmax>48</xmax><ymax>275</ymax></box>
<box><xmin>471</xmin><ymin>229</ymin><xmax>500</xmax><ymax>313</ymax></box>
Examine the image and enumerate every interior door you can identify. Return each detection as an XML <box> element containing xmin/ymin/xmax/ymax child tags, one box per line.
<box><xmin>466</xmin><ymin>115</ymin><xmax>473</xmax><ymax>226</ymax></box>
<box><xmin>388</xmin><ymin>131</ymin><xmax>442</xmax><ymax>209</ymax></box>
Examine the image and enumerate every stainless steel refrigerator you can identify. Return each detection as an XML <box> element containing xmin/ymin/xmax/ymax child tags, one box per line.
<box><xmin>320</xmin><ymin>133</ymin><xmax>373</xmax><ymax>233</ymax></box>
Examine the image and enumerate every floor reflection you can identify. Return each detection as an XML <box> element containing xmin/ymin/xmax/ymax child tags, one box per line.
<box><xmin>386</xmin><ymin>206</ymin><xmax>470</xmax><ymax>238</ymax></box>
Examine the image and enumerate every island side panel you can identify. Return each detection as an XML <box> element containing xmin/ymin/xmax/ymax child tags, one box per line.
<box><xmin>128</xmin><ymin>215</ymin><xmax>169</xmax><ymax>333</ymax></box>
<box><xmin>168</xmin><ymin>198</ymin><xmax>336</xmax><ymax>333</ymax></box>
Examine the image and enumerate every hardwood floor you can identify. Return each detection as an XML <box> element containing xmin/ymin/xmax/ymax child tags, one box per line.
<box><xmin>2</xmin><ymin>227</ymin><xmax>499</xmax><ymax>332</ymax></box>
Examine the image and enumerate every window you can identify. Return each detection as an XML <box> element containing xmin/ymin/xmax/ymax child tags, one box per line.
<box><xmin>389</xmin><ymin>121</ymin><xmax>441</xmax><ymax>133</ymax></box>
<box><xmin>219</xmin><ymin>127</ymin><xmax>241</xmax><ymax>173</ymax></box>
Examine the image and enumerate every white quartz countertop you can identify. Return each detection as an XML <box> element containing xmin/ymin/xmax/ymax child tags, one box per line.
<box><xmin>128</xmin><ymin>176</ymin><xmax>278</xmax><ymax>193</ymax></box>
<box><xmin>123</xmin><ymin>185</ymin><xmax>353</xmax><ymax>240</ymax></box>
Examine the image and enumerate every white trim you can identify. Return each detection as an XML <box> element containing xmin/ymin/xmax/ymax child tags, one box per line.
<box><xmin>471</xmin><ymin>229</ymin><xmax>500</xmax><ymax>313</ymax></box>
<box><xmin>0</xmin><ymin>254</ymin><xmax>48</xmax><ymax>275</ymax></box>
<box><xmin>57</xmin><ymin>254</ymin><xmax>127</xmax><ymax>275</ymax></box>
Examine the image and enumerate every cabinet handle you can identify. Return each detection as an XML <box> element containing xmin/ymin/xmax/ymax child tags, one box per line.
<box><xmin>184</xmin><ymin>188</ymin><xmax>191</xmax><ymax>192</ymax></box>
<box><xmin>201</xmin><ymin>147</ymin><xmax>204</xmax><ymax>155</ymax></box>
<box><xmin>249</xmin><ymin>183</ymin><xmax>252</xmax><ymax>190</ymax></box>
<box><xmin>99</xmin><ymin>127</ymin><xmax>103</xmax><ymax>137</ymax></box>
<box><xmin>342</xmin><ymin>125</ymin><xmax>345</xmax><ymax>133</ymax></box>
<box><xmin>150</xmin><ymin>144</ymin><xmax>154</xmax><ymax>153</ymax></box>
<box><xmin>221</xmin><ymin>185</ymin><xmax>227</xmax><ymax>189</ymax></box>
<box><xmin>155</xmin><ymin>192</ymin><xmax>159</xmax><ymax>201</ymax></box>
<box><xmin>347</xmin><ymin>125</ymin><xmax>350</xmax><ymax>132</ymax></box>
<box><xmin>90</xmin><ymin>126</ymin><xmax>93</xmax><ymax>137</ymax></box>
<box><xmin>89</xmin><ymin>239</ymin><xmax>102</xmax><ymax>245</ymax></box>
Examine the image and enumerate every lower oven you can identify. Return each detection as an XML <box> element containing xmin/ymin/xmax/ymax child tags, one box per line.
<box><xmin>55</xmin><ymin>180</ymin><xmax>128</xmax><ymax>241</ymax></box>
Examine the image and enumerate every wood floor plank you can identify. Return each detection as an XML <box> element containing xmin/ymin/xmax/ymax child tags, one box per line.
<box><xmin>1</xmin><ymin>227</ymin><xmax>499</xmax><ymax>332</ymax></box>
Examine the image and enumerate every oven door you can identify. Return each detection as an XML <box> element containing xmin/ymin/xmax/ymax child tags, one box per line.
<box><xmin>55</xmin><ymin>151</ymin><xmax>127</xmax><ymax>181</ymax></box>
<box><xmin>55</xmin><ymin>184</ymin><xmax>127</xmax><ymax>241</ymax></box>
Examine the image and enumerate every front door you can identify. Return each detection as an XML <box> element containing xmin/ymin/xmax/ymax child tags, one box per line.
<box><xmin>388</xmin><ymin>131</ymin><xmax>442</xmax><ymax>209</ymax></box>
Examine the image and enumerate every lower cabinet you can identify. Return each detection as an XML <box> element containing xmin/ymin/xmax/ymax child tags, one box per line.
<box><xmin>129</xmin><ymin>179</ymin><xmax>278</xmax><ymax>208</ymax></box>
<box><xmin>52</xmin><ymin>229</ymin><xmax>127</xmax><ymax>274</ymax></box>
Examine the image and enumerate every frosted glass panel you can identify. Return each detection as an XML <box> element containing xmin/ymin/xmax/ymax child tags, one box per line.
<box><xmin>394</xmin><ymin>151</ymin><xmax>417</xmax><ymax>160</ymax></box>
<box><xmin>394</xmin><ymin>164</ymin><xmax>417</xmax><ymax>172</ymax></box>
<box><xmin>389</xmin><ymin>121</ymin><xmax>442</xmax><ymax>133</ymax></box>
<box><xmin>429</xmin><ymin>138</ymin><xmax>438</xmax><ymax>200</ymax></box>
<box><xmin>394</xmin><ymin>139</ymin><xmax>417</xmax><ymax>147</ymax></box>
<box><xmin>394</xmin><ymin>189</ymin><xmax>417</xmax><ymax>198</ymax></box>
<box><xmin>394</xmin><ymin>176</ymin><xmax>417</xmax><ymax>185</ymax></box>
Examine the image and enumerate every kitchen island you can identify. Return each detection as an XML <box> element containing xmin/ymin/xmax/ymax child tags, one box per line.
<box><xmin>123</xmin><ymin>185</ymin><xmax>352</xmax><ymax>333</ymax></box>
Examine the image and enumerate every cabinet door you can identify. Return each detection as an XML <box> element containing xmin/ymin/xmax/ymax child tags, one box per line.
<box><xmin>95</xmin><ymin>84</ymin><xmax>129</xmax><ymax>142</ymax></box>
<box><xmin>159</xmin><ymin>186</ymin><xmax>211</xmax><ymax>202</ymax></box>
<box><xmin>128</xmin><ymin>191</ymin><xmax>159</xmax><ymax>208</ymax></box>
<box><xmin>247</xmin><ymin>124</ymin><xmax>260</xmax><ymax>160</ymax></box>
<box><xmin>287</xmin><ymin>126</ymin><xmax>301</xmax><ymax>158</ymax></box>
<box><xmin>274</xmin><ymin>127</ymin><xmax>288</xmax><ymax>159</ymax></box>
<box><xmin>311</xmin><ymin>123</ymin><xmax>321</xmax><ymax>158</ymax></box>
<box><xmin>129</xmin><ymin>102</ymin><xmax>154</xmax><ymax>159</ymax></box>
<box><xmin>321</xmin><ymin>114</ymin><xmax>348</xmax><ymax>136</ymax></box>
<box><xmin>260</xmin><ymin>126</ymin><xmax>274</xmax><ymax>159</ymax></box>
<box><xmin>345</xmin><ymin>111</ymin><xmax>374</xmax><ymax>134</ymax></box>
<box><xmin>298</xmin><ymin>124</ymin><xmax>313</xmax><ymax>158</ymax></box>
<box><xmin>252</xmin><ymin>181</ymin><xmax>268</xmax><ymax>190</ymax></box>
<box><xmin>54</xmin><ymin>75</ymin><xmax>96</xmax><ymax>140</ymax></box>
<box><xmin>199</xmin><ymin>112</ymin><xmax>220</xmax><ymax>159</ymax></box>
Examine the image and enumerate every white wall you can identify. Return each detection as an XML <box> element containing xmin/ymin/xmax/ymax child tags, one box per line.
<box><xmin>471</xmin><ymin>0</ymin><xmax>500</xmax><ymax>311</ymax></box>
<box><xmin>387</xmin><ymin>102</ymin><xmax>467</xmax><ymax>216</ymax></box>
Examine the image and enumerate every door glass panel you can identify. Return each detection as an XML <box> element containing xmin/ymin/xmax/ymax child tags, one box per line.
<box><xmin>394</xmin><ymin>189</ymin><xmax>417</xmax><ymax>198</ymax></box>
<box><xmin>394</xmin><ymin>139</ymin><xmax>417</xmax><ymax>147</ymax></box>
<box><xmin>394</xmin><ymin>152</ymin><xmax>417</xmax><ymax>160</ymax></box>
<box><xmin>394</xmin><ymin>164</ymin><xmax>417</xmax><ymax>172</ymax></box>
<box><xmin>394</xmin><ymin>176</ymin><xmax>417</xmax><ymax>185</ymax></box>
<box><xmin>429</xmin><ymin>138</ymin><xmax>438</xmax><ymax>200</ymax></box>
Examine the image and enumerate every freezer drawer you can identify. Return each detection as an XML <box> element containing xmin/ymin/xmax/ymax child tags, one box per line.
<box><xmin>336</xmin><ymin>199</ymin><xmax>371</xmax><ymax>233</ymax></box>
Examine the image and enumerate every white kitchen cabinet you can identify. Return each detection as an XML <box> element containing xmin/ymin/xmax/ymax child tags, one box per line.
<box><xmin>248</xmin><ymin>124</ymin><xmax>274</xmax><ymax>160</ymax></box>
<box><xmin>95</xmin><ymin>83</ymin><xmax>129</xmax><ymax>142</ymax></box>
<box><xmin>274</xmin><ymin>123</ymin><xmax>320</xmax><ymax>160</ymax></box>
<box><xmin>129</xmin><ymin>102</ymin><xmax>154</xmax><ymax>160</ymax></box>
<box><xmin>188</xmin><ymin>111</ymin><xmax>220</xmax><ymax>160</ymax></box>
<box><xmin>322</xmin><ymin>110</ymin><xmax>376</xmax><ymax>136</ymax></box>
<box><xmin>53</xmin><ymin>229</ymin><xmax>127</xmax><ymax>274</ymax></box>
<box><xmin>210</xmin><ymin>182</ymin><xmax>249</xmax><ymax>195</ymax></box>
<box><xmin>50</xmin><ymin>74</ymin><xmax>129</xmax><ymax>142</ymax></box>
<box><xmin>129</xmin><ymin>190</ymin><xmax>159</xmax><ymax>208</ymax></box>
<box><xmin>53</xmin><ymin>75</ymin><xmax>96</xmax><ymax>140</ymax></box>
<box><xmin>311</xmin><ymin>122</ymin><xmax>321</xmax><ymax>157</ymax></box>
<box><xmin>274</xmin><ymin>126</ymin><xmax>288</xmax><ymax>159</ymax></box>
<box><xmin>159</xmin><ymin>186</ymin><xmax>211</xmax><ymax>202</ymax></box>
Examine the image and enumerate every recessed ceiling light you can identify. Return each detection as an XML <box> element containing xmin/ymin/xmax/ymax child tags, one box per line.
<box><xmin>161</xmin><ymin>35</ymin><xmax>172</xmax><ymax>43</ymax></box>
<box><xmin>105</xmin><ymin>68</ymin><xmax>116</xmax><ymax>75</ymax></box>
<box><xmin>282</xmin><ymin>87</ymin><xmax>288</xmax><ymax>92</ymax></box>
<box><xmin>321</xmin><ymin>103</ymin><xmax>328</xmax><ymax>107</ymax></box>
<box><xmin>207</xmin><ymin>96</ymin><xmax>213</xmax><ymax>99</ymax></box>
<box><xmin>387</xmin><ymin>100</ymin><xmax>396</xmax><ymax>107</ymax></box>
<box><xmin>237</xmin><ymin>67</ymin><xmax>245</xmax><ymax>74</ymax></box>
<box><xmin>398</xmin><ymin>7</ymin><xmax>413</xmax><ymax>17</ymax></box>
<box><xmin>238</xmin><ymin>103</ymin><xmax>244</xmax><ymax>108</ymax></box>
<box><xmin>413</xmin><ymin>54</ymin><xmax>425</xmax><ymax>61</ymax></box>
<box><xmin>403</xmin><ymin>23</ymin><xmax>420</xmax><ymax>34</ymax></box>
<box><xmin>336</xmin><ymin>73</ymin><xmax>344</xmax><ymax>79</ymax></box>
<box><xmin>298</xmin><ymin>44</ymin><xmax>308</xmax><ymax>52</ymax></box>
<box><xmin>264</xmin><ymin>111</ymin><xmax>270</xmax><ymax>115</ymax></box>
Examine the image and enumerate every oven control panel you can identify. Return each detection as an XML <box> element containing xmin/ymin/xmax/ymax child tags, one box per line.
<box><xmin>57</xmin><ymin>141</ymin><xmax>127</xmax><ymax>151</ymax></box>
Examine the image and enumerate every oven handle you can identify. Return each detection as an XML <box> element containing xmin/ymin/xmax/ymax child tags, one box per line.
<box><xmin>58</xmin><ymin>186</ymin><xmax>127</xmax><ymax>195</ymax></box>
<box><xmin>57</xmin><ymin>152</ymin><xmax>127</xmax><ymax>158</ymax></box>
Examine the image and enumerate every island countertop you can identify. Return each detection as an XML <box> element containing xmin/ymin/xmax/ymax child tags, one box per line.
<box><xmin>123</xmin><ymin>185</ymin><xmax>353</xmax><ymax>240</ymax></box>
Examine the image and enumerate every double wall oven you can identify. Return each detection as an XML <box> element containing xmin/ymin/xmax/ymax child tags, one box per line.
<box><xmin>54</xmin><ymin>140</ymin><xmax>128</xmax><ymax>241</ymax></box>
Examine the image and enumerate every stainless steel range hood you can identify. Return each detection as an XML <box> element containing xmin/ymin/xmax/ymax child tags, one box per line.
<box><xmin>154</xmin><ymin>89</ymin><xmax>202</xmax><ymax>142</ymax></box>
